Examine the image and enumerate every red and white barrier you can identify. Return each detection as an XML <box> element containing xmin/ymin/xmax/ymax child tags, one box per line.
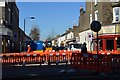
<box><xmin>1</xmin><ymin>50</ymin><xmax>120</xmax><ymax>73</ymax></box>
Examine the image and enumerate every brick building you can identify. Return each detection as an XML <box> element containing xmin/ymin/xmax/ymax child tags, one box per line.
<box><xmin>0</xmin><ymin>2</ymin><xmax>31</xmax><ymax>53</ymax></box>
<box><xmin>0</xmin><ymin>2</ymin><xmax>19</xmax><ymax>53</ymax></box>
<box><xmin>79</xmin><ymin>1</ymin><xmax>120</xmax><ymax>51</ymax></box>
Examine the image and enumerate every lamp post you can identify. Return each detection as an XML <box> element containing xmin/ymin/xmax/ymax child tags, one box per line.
<box><xmin>24</xmin><ymin>17</ymin><xmax>35</xmax><ymax>35</ymax></box>
<box><xmin>23</xmin><ymin>17</ymin><xmax>35</xmax><ymax>51</ymax></box>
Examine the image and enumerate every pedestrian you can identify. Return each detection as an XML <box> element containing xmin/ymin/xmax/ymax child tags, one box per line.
<box><xmin>71</xmin><ymin>45</ymin><xmax>75</xmax><ymax>51</ymax></box>
<box><xmin>81</xmin><ymin>42</ymin><xmax>87</xmax><ymax>53</ymax></box>
<box><xmin>55</xmin><ymin>45</ymin><xmax>59</xmax><ymax>52</ymax></box>
<box><xmin>27</xmin><ymin>44</ymin><xmax>31</xmax><ymax>52</ymax></box>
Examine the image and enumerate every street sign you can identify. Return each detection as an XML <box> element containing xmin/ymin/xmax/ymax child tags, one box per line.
<box><xmin>90</xmin><ymin>21</ymin><xmax>101</xmax><ymax>32</ymax></box>
<box><xmin>90</xmin><ymin>21</ymin><xmax>101</xmax><ymax>55</ymax></box>
<box><xmin>86</xmin><ymin>32</ymin><xmax>92</xmax><ymax>41</ymax></box>
<box><xmin>14</xmin><ymin>34</ymin><xmax>17</xmax><ymax>38</ymax></box>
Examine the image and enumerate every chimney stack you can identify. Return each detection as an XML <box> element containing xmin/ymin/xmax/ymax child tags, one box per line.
<box><xmin>80</xmin><ymin>5</ymin><xmax>85</xmax><ymax>15</ymax></box>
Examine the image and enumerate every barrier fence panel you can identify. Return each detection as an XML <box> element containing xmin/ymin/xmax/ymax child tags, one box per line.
<box><xmin>70</xmin><ymin>52</ymin><xmax>120</xmax><ymax>73</ymax></box>
<box><xmin>1</xmin><ymin>50</ymin><xmax>72</xmax><ymax>66</ymax></box>
<box><xmin>111</xmin><ymin>54</ymin><xmax>120</xmax><ymax>70</ymax></box>
<box><xmin>2</xmin><ymin>55</ymin><xmax>7</xmax><ymax>65</ymax></box>
<box><xmin>1</xmin><ymin>50</ymin><xmax>120</xmax><ymax>72</ymax></box>
<box><xmin>20</xmin><ymin>53</ymin><xmax>45</xmax><ymax>65</ymax></box>
<box><xmin>47</xmin><ymin>50</ymin><xmax>71</xmax><ymax>65</ymax></box>
<box><xmin>1</xmin><ymin>53</ymin><xmax>45</xmax><ymax>66</ymax></box>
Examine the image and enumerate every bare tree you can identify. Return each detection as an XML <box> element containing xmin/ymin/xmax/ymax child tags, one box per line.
<box><xmin>29</xmin><ymin>26</ymin><xmax>40</xmax><ymax>41</ymax></box>
<box><xmin>46</xmin><ymin>35</ymin><xmax>52</xmax><ymax>41</ymax></box>
<box><xmin>45</xmin><ymin>27</ymin><xmax>56</xmax><ymax>41</ymax></box>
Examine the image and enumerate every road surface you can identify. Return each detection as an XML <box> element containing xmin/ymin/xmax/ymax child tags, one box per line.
<box><xmin>2</xmin><ymin>64</ymin><xmax>120</xmax><ymax>80</ymax></box>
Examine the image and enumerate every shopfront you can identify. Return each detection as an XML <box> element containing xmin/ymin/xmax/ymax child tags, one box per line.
<box><xmin>92</xmin><ymin>24</ymin><xmax>120</xmax><ymax>51</ymax></box>
<box><xmin>93</xmin><ymin>35</ymin><xmax>120</xmax><ymax>51</ymax></box>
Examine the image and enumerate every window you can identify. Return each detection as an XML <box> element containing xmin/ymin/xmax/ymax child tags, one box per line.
<box><xmin>12</xmin><ymin>43</ymin><xmax>14</xmax><ymax>46</ymax></box>
<box><xmin>115</xmin><ymin>8</ymin><xmax>119</xmax><ymax>15</ymax></box>
<box><xmin>67</xmin><ymin>34</ymin><xmax>69</xmax><ymax>39</ymax></box>
<box><xmin>6</xmin><ymin>0</ymin><xmax>9</xmax><ymax>5</ymax></box>
<box><xmin>8</xmin><ymin>40</ymin><xmax>10</xmax><ymax>43</ymax></box>
<box><xmin>113</xmin><ymin>7</ymin><xmax>120</xmax><ymax>23</ymax></box>
<box><xmin>71</xmin><ymin>33</ymin><xmax>73</xmax><ymax>38</ymax></box>
<box><xmin>71</xmin><ymin>35</ymin><xmax>72</xmax><ymax>38</ymax></box>
<box><xmin>2</xmin><ymin>41</ymin><xmax>3</xmax><ymax>45</ymax></box>
<box><xmin>1</xmin><ymin>19</ymin><xmax>3</xmax><ymax>24</ymax></box>
<box><xmin>110</xmin><ymin>0</ymin><xmax>119</xmax><ymax>2</ymax></box>
<box><xmin>0</xmin><ymin>2</ymin><xmax>5</xmax><ymax>7</ymax></box>
<box><xmin>99</xmin><ymin>40</ymin><xmax>102</xmax><ymax>50</ymax></box>
<box><xmin>6</xmin><ymin>43</ymin><xmax>8</xmax><ymax>47</ymax></box>
<box><xmin>106</xmin><ymin>39</ymin><xmax>114</xmax><ymax>51</ymax></box>
<box><xmin>90</xmin><ymin>13</ymin><xmax>92</xmax><ymax>24</ymax></box>
<box><xmin>115</xmin><ymin>7</ymin><xmax>119</xmax><ymax>21</ymax></box>
<box><xmin>95</xmin><ymin>0</ymin><xmax>98</xmax><ymax>6</ymax></box>
<box><xmin>8</xmin><ymin>8</ymin><xmax>11</xmax><ymax>25</ymax></box>
<box><xmin>117</xmin><ymin>38</ymin><xmax>120</xmax><ymax>50</ymax></box>
<box><xmin>95</xmin><ymin>10</ymin><xmax>98</xmax><ymax>21</ymax></box>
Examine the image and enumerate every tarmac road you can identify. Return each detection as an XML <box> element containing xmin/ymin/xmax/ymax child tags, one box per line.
<box><xmin>1</xmin><ymin>64</ymin><xmax>120</xmax><ymax>80</ymax></box>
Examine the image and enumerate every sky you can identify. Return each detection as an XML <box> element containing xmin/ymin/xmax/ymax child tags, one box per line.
<box><xmin>16</xmin><ymin>2</ymin><xmax>86</xmax><ymax>41</ymax></box>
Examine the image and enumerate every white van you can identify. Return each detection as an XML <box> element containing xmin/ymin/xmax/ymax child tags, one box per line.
<box><xmin>68</xmin><ymin>42</ymin><xmax>82</xmax><ymax>51</ymax></box>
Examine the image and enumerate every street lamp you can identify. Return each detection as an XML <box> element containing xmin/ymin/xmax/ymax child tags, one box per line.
<box><xmin>22</xmin><ymin>17</ymin><xmax>35</xmax><ymax>51</ymax></box>
<box><xmin>24</xmin><ymin>17</ymin><xmax>35</xmax><ymax>34</ymax></box>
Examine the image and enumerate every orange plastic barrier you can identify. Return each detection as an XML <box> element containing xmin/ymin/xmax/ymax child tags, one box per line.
<box><xmin>1</xmin><ymin>50</ymin><xmax>72</xmax><ymax>65</ymax></box>
<box><xmin>71</xmin><ymin>52</ymin><xmax>120</xmax><ymax>72</ymax></box>
<box><xmin>19</xmin><ymin>52</ymin><xmax>45</xmax><ymax>65</ymax></box>
<box><xmin>91</xmin><ymin>50</ymin><xmax>120</xmax><ymax>55</ymax></box>
<box><xmin>47</xmin><ymin>50</ymin><xmax>72</xmax><ymax>65</ymax></box>
<box><xmin>2</xmin><ymin>49</ymin><xmax>120</xmax><ymax>71</ymax></box>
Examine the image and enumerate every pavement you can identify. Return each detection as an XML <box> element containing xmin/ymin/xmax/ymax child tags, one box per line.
<box><xmin>1</xmin><ymin>64</ymin><xmax>120</xmax><ymax>80</ymax></box>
